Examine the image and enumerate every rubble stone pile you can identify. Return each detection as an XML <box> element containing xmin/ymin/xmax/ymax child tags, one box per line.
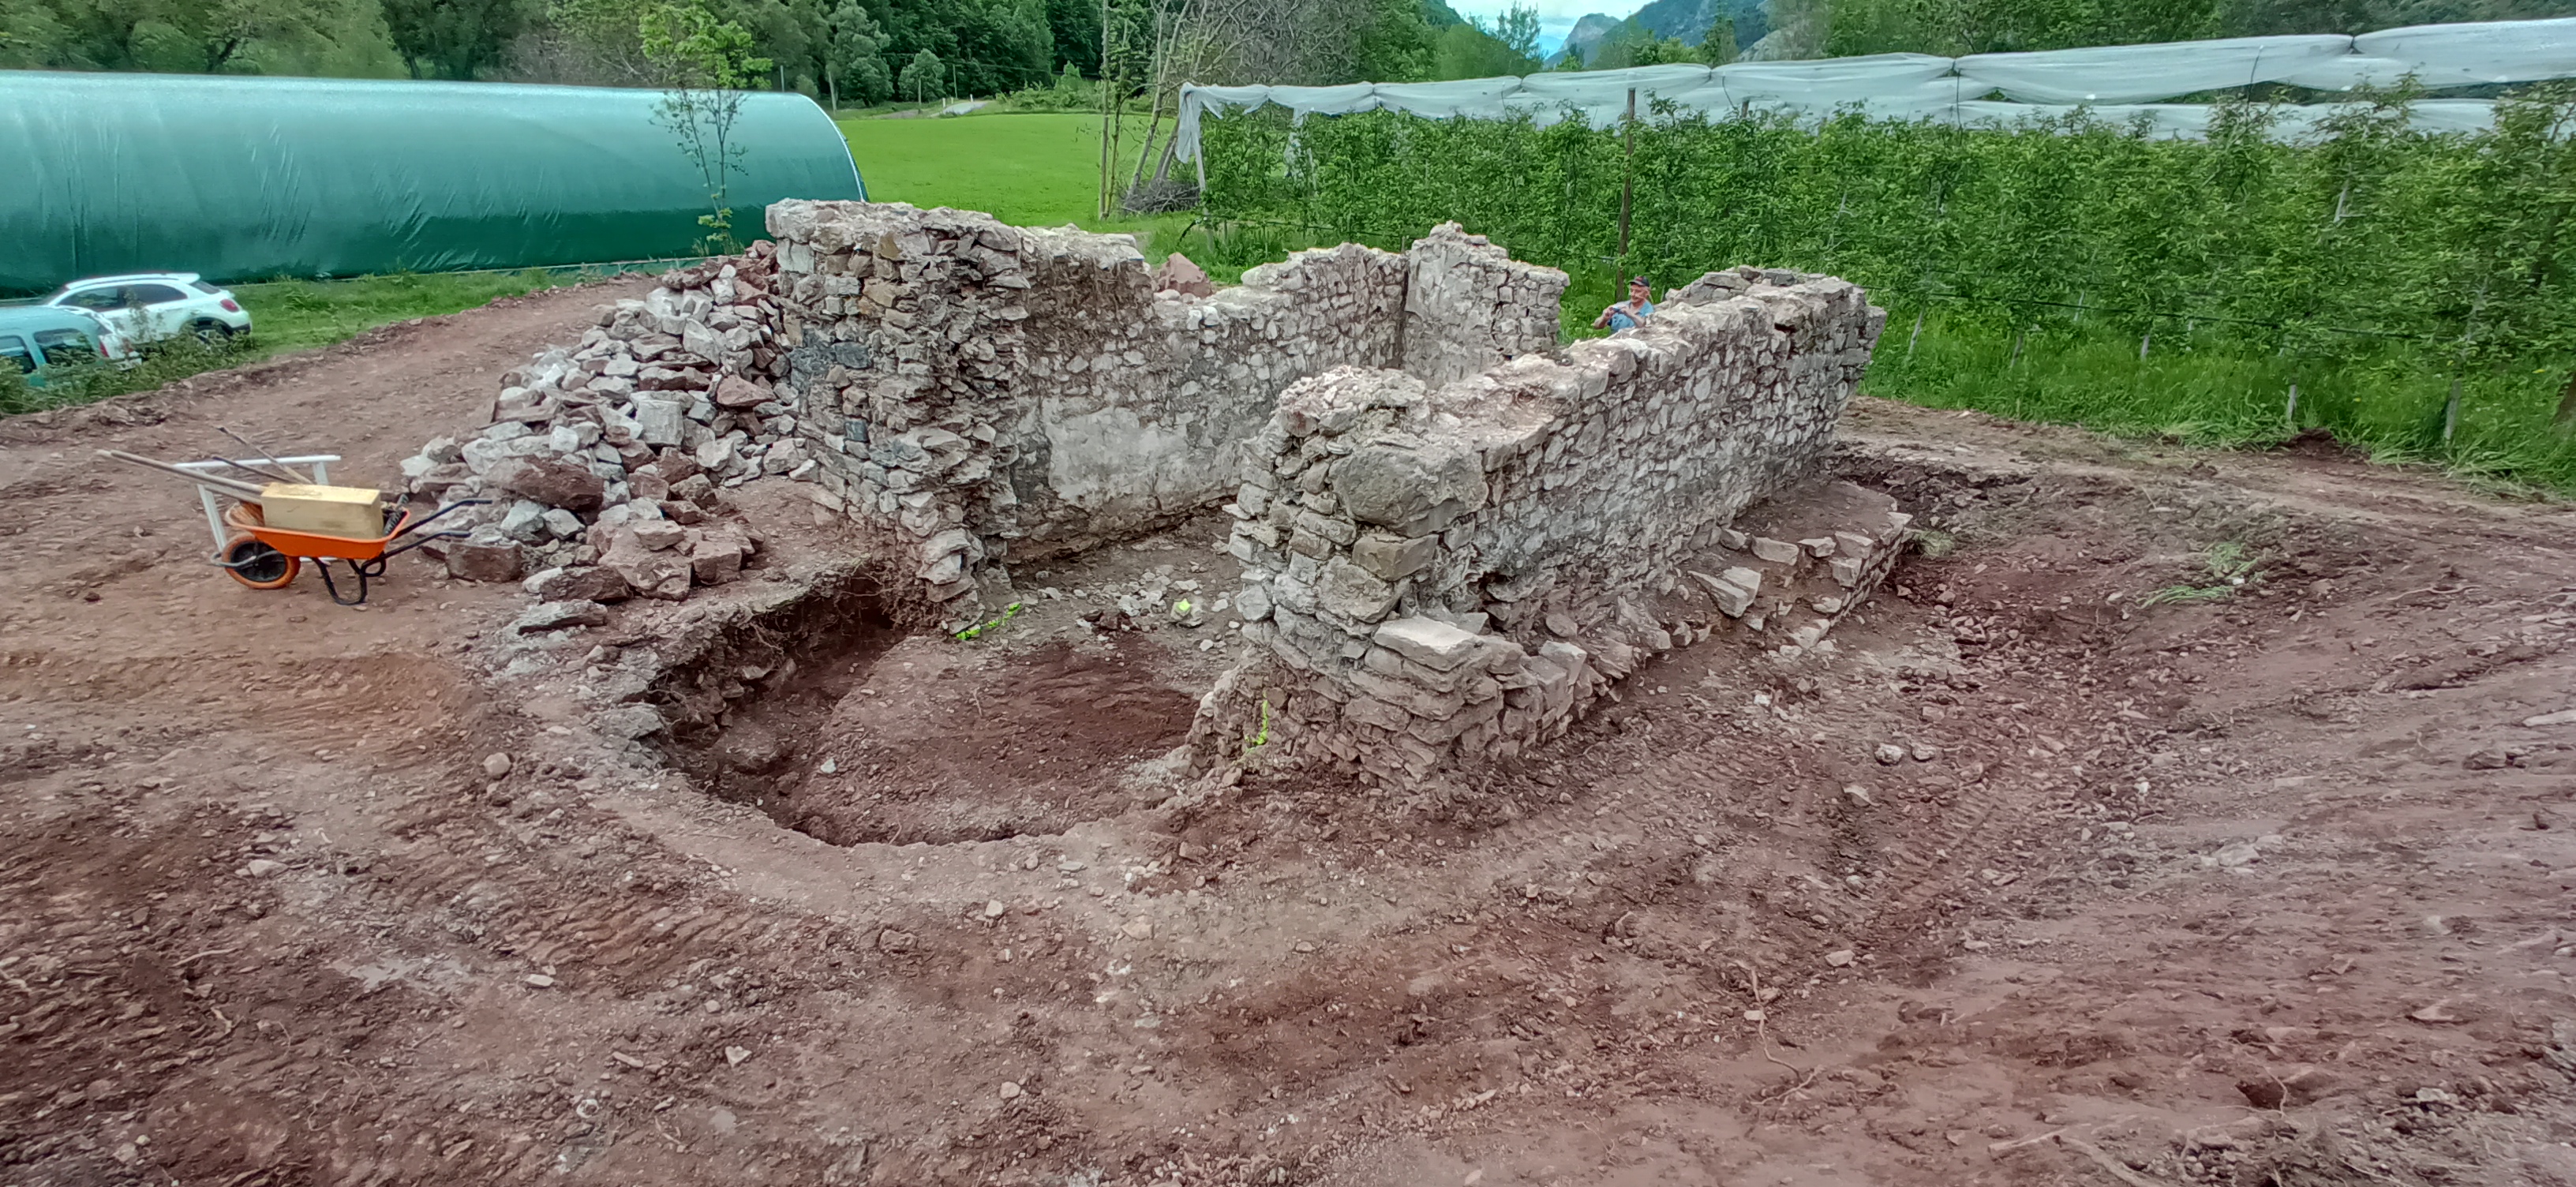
<box><xmin>1185</xmin><ymin>269</ymin><xmax>1895</xmax><ymax>784</ymax></box>
<box><xmin>761</xmin><ymin>201</ymin><xmax>1565</xmax><ymax>626</ymax></box>
<box><xmin>398</xmin><ymin>249</ymin><xmax>814</xmax><ymax>610</ymax></box>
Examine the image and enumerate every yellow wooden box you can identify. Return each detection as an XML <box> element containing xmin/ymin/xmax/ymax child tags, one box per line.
<box><xmin>258</xmin><ymin>483</ymin><xmax>386</xmax><ymax>539</ymax></box>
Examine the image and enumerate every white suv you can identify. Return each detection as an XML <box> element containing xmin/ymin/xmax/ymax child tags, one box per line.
<box><xmin>45</xmin><ymin>273</ymin><xmax>253</xmax><ymax>347</ymax></box>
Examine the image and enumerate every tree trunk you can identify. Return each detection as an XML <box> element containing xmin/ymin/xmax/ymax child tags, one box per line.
<box><xmin>1129</xmin><ymin>9</ymin><xmax>1177</xmax><ymax>193</ymax></box>
<box><xmin>1616</xmin><ymin>88</ymin><xmax>1634</xmax><ymax>261</ymax></box>
<box><xmin>1130</xmin><ymin>92</ymin><xmax>1166</xmax><ymax>193</ymax></box>
<box><xmin>1107</xmin><ymin>89</ymin><xmax>1125</xmax><ymax>215</ymax></box>
<box><xmin>1097</xmin><ymin>0</ymin><xmax>1114</xmax><ymax>220</ymax></box>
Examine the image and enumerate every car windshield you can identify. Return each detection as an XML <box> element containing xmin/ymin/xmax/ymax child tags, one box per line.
<box><xmin>190</xmin><ymin>281</ymin><xmax>222</xmax><ymax>294</ymax></box>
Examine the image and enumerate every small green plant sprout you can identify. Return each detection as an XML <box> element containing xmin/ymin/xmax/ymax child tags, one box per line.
<box><xmin>1169</xmin><ymin>597</ymin><xmax>1194</xmax><ymax>623</ymax></box>
<box><xmin>1240</xmin><ymin>698</ymin><xmax>1273</xmax><ymax>755</ymax></box>
<box><xmin>951</xmin><ymin>601</ymin><xmax>1023</xmax><ymax>642</ymax></box>
<box><xmin>1913</xmin><ymin>528</ymin><xmax>1958</xmax><ymax>560</ymax></box>
<box><xmin>2140</xmin><ymin>541</ymin><xmax>2263</xmax><ymax>606</ymax></box>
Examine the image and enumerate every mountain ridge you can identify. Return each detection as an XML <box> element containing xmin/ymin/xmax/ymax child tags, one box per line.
<box><xmin>1548</xmin><ymin>0</ymin><xmax>1769</xmax><ymax>64</ymax></box>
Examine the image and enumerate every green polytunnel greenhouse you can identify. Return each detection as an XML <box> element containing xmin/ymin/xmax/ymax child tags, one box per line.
<box><xmin>0</xmin><ymin>71</ymin><xmax>867</xmax><ymax>294</ymax></box>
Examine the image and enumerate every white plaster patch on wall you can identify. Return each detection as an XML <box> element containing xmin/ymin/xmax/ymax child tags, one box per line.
<box><xmin>1038</xmin><ymin>400</ymin><xmax>1221</xmax><ymax>525</ymax></box>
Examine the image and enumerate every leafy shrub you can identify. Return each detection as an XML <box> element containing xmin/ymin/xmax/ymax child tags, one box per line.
<box><xmin>1199</xmin><ymin>84</ymin><xmax>2576</xmax><ymax>489</ymax></box>
<box><xmin>1200</xmin><ymin>84</ymin><xmax>2576</xmax><ymax>369</ymax></box>
<box><xmin>0</xmin><ymin>336</ymin><xmax>254</xmax><ymax>417</ymax></box>
<box><xmin>990</xmin><ymin>66</ymin><xmax>1099</xmax><ymax>113</ymax></box>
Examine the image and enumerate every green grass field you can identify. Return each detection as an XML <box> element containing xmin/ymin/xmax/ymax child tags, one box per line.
<box><xmin>230</xmin><ymin>270</ymin><xmax>593</xmax><ymax>354</ymax></box>
<box><xmin>2</xmin><ymin>268</ymin><xmax>630</xmax><ymax>415</ymax></box>
<box><xmin>1860</xmin><ymin>314</ymin><xmax>2576</xmax><ymax>495</ymax></box>
<box><xmin>839</xmin><ymin>111</ymin><xmax>1206</xmax><ymax>269</ymax></box>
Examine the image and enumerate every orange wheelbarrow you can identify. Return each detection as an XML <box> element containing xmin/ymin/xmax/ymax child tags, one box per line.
<box><xmin>215</xmin><ymin>498</ymin><xmax>489</xmax><ymax>606</ymax></box>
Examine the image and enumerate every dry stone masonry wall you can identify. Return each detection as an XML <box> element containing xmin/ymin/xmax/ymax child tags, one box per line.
<box><xmin>760</xmin><ymin>201</ymin><xmax>1563</xmax><ymax>623</ymax></box>
<box><xmin>1400</xmin><ymin>224</ymin><xmax>1570</xmax><ymax>388</ymax></box>
<box><xmin>1187</xmin><ymin>270</ymin><xmax>1895</xmax><ymax>785</ymax></box>
<box><xmin>389</xmin><ymin>200</ymin><xmax>1900</xmax><ymax>791</ymax></box>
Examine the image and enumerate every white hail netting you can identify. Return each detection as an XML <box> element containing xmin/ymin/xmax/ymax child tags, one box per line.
<box><xmin>1173</xmin><ymin>15</ymin><xmax>2576</xmax><ymax>174</ymax></box>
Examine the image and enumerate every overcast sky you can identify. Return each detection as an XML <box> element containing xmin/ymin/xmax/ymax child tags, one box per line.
<box><xmin>1449</xmin><ymin>0</ymin><xmax>1642</xmax><ymax>52</ymax></box>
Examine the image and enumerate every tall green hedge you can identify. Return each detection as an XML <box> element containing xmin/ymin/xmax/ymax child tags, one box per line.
<box><xmin>1200</xmin><ymin>87</ymin><xmax>2576</xmax><ymax>370</ymax></box>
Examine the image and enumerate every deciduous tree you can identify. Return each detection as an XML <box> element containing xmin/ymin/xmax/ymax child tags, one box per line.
<box><xmin>382</xmin><ymin>0</ymin><xmax>524</xmax><ymax>77</ymax></box>
<box><xmin>822</xmin><ymin>0</ymin><xmax>889</xmax><ymax>104</ymax></box>
<box><xmin>898</xmin><ymin>44</ymin><xmax>940</xmax><ymax>99</ymax></box>
<box><xmin>641</xmin><ymin>0</ymin><xmax>769</xmax><ymax>252</ymax></box>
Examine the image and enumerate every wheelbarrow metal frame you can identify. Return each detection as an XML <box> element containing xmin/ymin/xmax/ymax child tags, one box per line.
<box><xmin>205</xmin><ymin>486</ymin><xmax>490</xmax><ymax>606</ymax></box>
<box><xmin>172</xmin><ymin>455</ymin><xmax>342</xmax><ymax>549</ymax></box>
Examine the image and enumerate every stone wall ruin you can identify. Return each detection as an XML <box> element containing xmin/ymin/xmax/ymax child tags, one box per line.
<box><xmin>760</xmin><ymin>200</ymin><xmax>1566</xmax><ymax>622</ymax></box>
<box><xmin>1183</xmin><ymin>268</ymin><xmax>1895</xmax><ymax>784</ymax></box>
<box><xmin>400</xmin><ymin>200</ymin><xmax>1903</xmax><ymax>786</ymax></box>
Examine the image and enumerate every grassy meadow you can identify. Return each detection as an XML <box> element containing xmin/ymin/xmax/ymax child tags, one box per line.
<box><xmin>837</xmin><ymin>110</ymin><xmax>1245</xmax><ymax>277</ymax></box>
<box><xmin>1867</xmin><ymin>313</ymin><xmax>2576</xmax><ymax>493</ymax></box>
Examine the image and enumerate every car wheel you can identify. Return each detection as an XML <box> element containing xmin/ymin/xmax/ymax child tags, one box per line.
<box><xmin>193</xmin><ymin>321</ymin><xmax>235</xmax><ymax>346</ymax></box>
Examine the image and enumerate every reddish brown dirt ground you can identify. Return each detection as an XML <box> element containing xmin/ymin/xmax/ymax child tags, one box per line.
<box><xmin>3</xmin><ymin>286</ymin><xmax>2575</xmax><ymax>1187</ymax></box>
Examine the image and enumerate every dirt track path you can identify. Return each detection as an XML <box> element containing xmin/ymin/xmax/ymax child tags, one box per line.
<box><xmin>3</xmin><ymin>293</ymin><xmax>2574</xmax><ymax>1187</ymax></box>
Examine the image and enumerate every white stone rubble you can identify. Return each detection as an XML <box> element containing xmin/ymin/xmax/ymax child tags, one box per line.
<box><xmin>395</xmin><ymin>252</ymin><xmax>789</xmax><ymax>604</ymax></box>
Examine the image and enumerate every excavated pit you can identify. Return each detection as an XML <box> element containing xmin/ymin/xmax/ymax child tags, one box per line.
<box><xmin>646</xmin><ymin>570</ymin><xmax>1202</xmax><ymax>845</ymax></box>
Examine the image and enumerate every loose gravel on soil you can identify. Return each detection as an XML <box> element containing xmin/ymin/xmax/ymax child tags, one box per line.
<box><xmin>3</xmin><ymin>286</ymin><xmax>2576</xmax><ymax>1187</ymax></box>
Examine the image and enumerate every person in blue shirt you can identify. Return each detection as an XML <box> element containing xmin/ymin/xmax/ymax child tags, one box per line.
<box><xmin>1593</xmin><ymin>275</ymin><xmax>1656</xmax><ymax>331</ymax></box>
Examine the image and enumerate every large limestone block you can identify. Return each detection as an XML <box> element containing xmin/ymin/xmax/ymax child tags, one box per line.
<box><xmin>444</xmin><ymin>533</ymin><xmax>522</xmax><ymax>582</ymax></box>
<box><xmin>485</xmin><ymin>456</ymin><xmax>608</xmax><ymax>512</ymax></box>
<box><xmin>1351</xmin><ymin>530</ymin><xmax>1439</xmax><ymax>581</ymax></box>
<box><xmin>1316</xmin><ymin>560</ymin><xmax>1398</xmax><ymax>623</ymax></box>
<box><xmin>529</xmin><ymin>564</ymin><xmax>631</xmax><ymax>603</ymax></box>
<box><xmin>1372</xmin><ymin>617</ymin><xmax>1481</xmax><ymax>672</ymax></box>
<box><xmin>1334</xmin><ymin>438</ymin><xmax>1485</xmax><ymax>536</ymax></box>
<box><xmin>602</xmin><ymin>529</ymin><xmax>692</xmax><ymax>600</ymax></box>
<box><xmin>1689</xmin><ymin>566</ymin><xmax>1763</xmax><ymax>617</ymax></box>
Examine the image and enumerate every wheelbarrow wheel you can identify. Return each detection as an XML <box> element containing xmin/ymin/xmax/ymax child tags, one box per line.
<box><xmin>223</xmin><ymin>535</ymin><xmax>299</xmax><ymax>590</ymax></box>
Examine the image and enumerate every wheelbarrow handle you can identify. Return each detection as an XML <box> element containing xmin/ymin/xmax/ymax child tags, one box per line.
<box><xmin>379</xmin><ymin>498</ymin><xmax>492</xmax><ymax>563</ymax></box>
<box><xmin>400</xmin><ymin>498</ymin><xmax>491</xmax><ymax>534</ymax></box>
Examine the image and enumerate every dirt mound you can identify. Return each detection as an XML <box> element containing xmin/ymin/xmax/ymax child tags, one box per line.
<box><xmin>2278</xmin><ymin>424</ymin><xmax>2362</xmax><ymax>459</ymax></box>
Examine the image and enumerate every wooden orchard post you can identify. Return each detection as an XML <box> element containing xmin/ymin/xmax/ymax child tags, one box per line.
<box><xmin>1618</xmin><ymin>88</ymin><xmax>1636</xmax><ymax>263</ymax></box>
